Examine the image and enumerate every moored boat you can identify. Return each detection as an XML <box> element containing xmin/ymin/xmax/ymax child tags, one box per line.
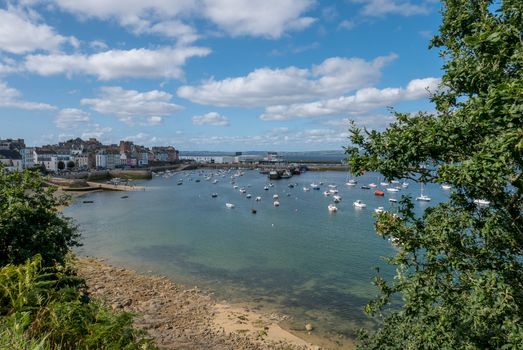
<box><xmin>353</xmin><ymin>200</ymin><xmax>367</xmax><ymax>208</ymax></box>
<box><xmin>225</xmin><ymin>203</ymin><xmax>235</xmax><ymax>209</ymax></box>
<box><xmin>374</xmin><ymin>190</ymin><xmax>385</xmax><ymax>196</ymax></box>
<box><xmin>328</xmin><ymin>204</ymin><xmax>338</xmax><ymax>212</ymax></box>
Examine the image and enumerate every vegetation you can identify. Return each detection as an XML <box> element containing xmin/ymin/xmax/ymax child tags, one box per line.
<box><xmin>347</xmin><ymin>1</ymin><xmax>522</xmax><ymax>349</ymax></box>
<box><xmin>67</xmin><ymin>161</ymin><xmax>76</xmax><ymax>170</ymax></box>
<box><xmin>0</xmin><ymin>166</ymin><xmax>156</xmax><ymax>349</ymax></box>
<box><xmin>57</xmin><ymin>161</ymin><xmax>65</xmax><ymax>171</ymax></box>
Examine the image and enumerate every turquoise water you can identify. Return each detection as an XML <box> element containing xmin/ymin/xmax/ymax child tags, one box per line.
<box><xmin>64</xmin><ymin>170</ymin><xmax>448</xmax><ymax>345</ymax></box>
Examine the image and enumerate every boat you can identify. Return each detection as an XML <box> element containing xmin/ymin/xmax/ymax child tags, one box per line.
<box><xmin>361</xmin><ymin>185</ymin><xmax>371</xmax><ymax>190</ymax></box>
<box><xmin>177</xmin><ymin>181</ymin><xmax>183</xmax><ymax>185</ymax></box>
<box><xmin>323</xmin><ymin>191</ymin><xmax>331</xmax><ymax>196</ymax></box>
<box><xmin>211</xmin><ymin>193</ymin><xmax>218</xmax><ymax>198</ymax></box>
<box><xmin>82</xmin><ymin>200</ymin><xmax>94</xmax><ymax>204</ymax></box>
<box><xmin>416</xmin><ymin>183</ymin><xmax>431</xmax><ymax>202</ymax></box>
<box><xmin>251</xmin><ymin>208</ymin><xmax>257</xmax><ymax>214</ymax></box>
<box><xmin>195</xmin><ymin>179</ymin><xmax>201</xmax><ymax>183</ymax></box>
<box><xmin>273</xmin><ymin>201</ymin><xmax>280</xmax><ymax>207</ymax></box>
<box><xmin>239</xmin><ymin>188</ymin><xmax>247</xmax><ymax>193</ymax></box>
<box><xmin>374</xmin><ymin>190</ymin><xmax>385</xmax><ymax>196</ymax></box>
<box><xmin>387</xmin><ymin>187</ymin><xmax>400</xmax><ymax>192</ymax></box>
<box><xmin>268</xmin><ymin>171</ymin><xmax>281</xmax><ymax>180</ymax></box>
<box><xmin>212</xmin><ymin>179</ymin><xmax>219</xmax><ymax>184</ymax></box>
<box><xmin>380</xmin><ymin>182</ymin><xmax>389</xmax><ymax>186</ymax></box>
<box><xmin>473</xmin><ymin>199</ymin><xmax>490</xmax><ymax>207</ymax></box>
<box><xmin>389</xmin><ymin>198</ymin><xmax>398</xmax><ymax>203</ymax></box>
<box><xmin>401</xmin><ymin>182</ymin><xmax>409</xmax><ymax>188</ymax></box>
<box><xmin>288</xmin><ymin>183</ymin><xmax>294</xmax><ymax>188</ymax></box>
<box><xmin>303</xmin><ymin>187</ymin><xmax>310</xmax><ymax>192</ymax></box>
<box><xmin>280</xmin><ymin>170</ymin><xmax>293</xmax><ymax>179</ymax></box>
<box><xmin>264</xmin><ymin>186</ymin><xmax>269</xmax><ymax>190</ymax></box>
<box><xmin>441</xmin><ymin>184</ymin><xmax>452</xmax><ymax>190</ymax></box>
<box><xmin>328</xmin><ymin>184</ymin><xmax>337</xmax><ymax>189</ymax></box>
<box><xmin>333</xmin><ymin>195</ymin><xmax>342</xmax><ymax>203</ymax></box>
<box><xmin>273</xmin><ymin>194</ymin><xmax>279</xmax><ymax>200</ymax></box>
<box><xmin>391</xmin><ymin>180</ymin><xmax>399</xmax><ymax>184</ymax></box>
<box><xmin>374</xmin><ymin>207</ymin><xmax>385</xmax><ymax>214</ymax></box>
<box><xmin>233</xmin><ymin>185</ymin><xmax>239</xmax><ymax>189</ymax></box>
<box><xmin>328</xmin><ymin>204</ymin><xmax>338</xmax><ymax>212</ymax></box>
<box><xmin>225</xmin><ymin>203</ymin><xmax>235</xmax><ymax>209</ymax></box>
<box><xmin>255</xmin><ymin>196</ymin><xmax>262</xmax><ymax>201</ymax></box>
<box><xmin>353</xmin><ymin>200</ymin><xmax>367</xmax><ymax>208</ymax></box>
<box><xmin>246</xmin><ymin>194</ymin><xmax>252</xmax><ymax>199</ymax></box>
<box><xmin>121</xmin><ymin>195</ymin><xmax>129</xmax><ymax>199</ymax></box>
<box><xmin>346</xmin><ymin>179</ymin><xmax>357</xmax><ymax>186</ymax></box>
<box><xmin>329</xmin><ymin>189</ymin><xmax>338</xmax><ymax>194</ymax></box>
<box><xmin>368</xmin><ymin>183</ymin><xmax>377</xmax><ymax>188</ymax></box>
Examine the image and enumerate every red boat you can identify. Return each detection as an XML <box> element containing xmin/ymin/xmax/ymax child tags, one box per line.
<box><xmin>374</xmin><ymin>190</ymin><xmax>385</xmax><ymax>196</ymax></box>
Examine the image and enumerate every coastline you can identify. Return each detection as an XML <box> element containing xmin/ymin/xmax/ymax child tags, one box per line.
<box><xmin>75</xmin><ymin>256</ymin><xmax>320</xmax><ymax>349</ymax></box>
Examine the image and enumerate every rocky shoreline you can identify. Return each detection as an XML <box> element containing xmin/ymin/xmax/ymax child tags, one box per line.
<box><xmin>76</xmin><ymin>256</ymin><xmax>319</xmax><ymax>350</ymax></box>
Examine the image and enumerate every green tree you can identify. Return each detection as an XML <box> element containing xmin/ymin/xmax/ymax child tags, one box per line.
<box><xmin>0</xmin><ymin>167</ymin><xmax>80</xmax><ymax>266</ymax></box>
<box><xmin>347</xmin><ymin>1</ymin><xmax>523</xmax><ymax>349</ymax></box>
<box><xmin>57</xmin><ymin>161</ymin><xmax>65</xmax><ymax>171</ymax></box>
<box><xmin>66</xmin><ymin>160</ymin><xmax>75</xmax><ymax>170</ymax></box>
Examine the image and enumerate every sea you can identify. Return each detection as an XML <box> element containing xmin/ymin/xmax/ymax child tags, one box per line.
<box><xmin>64</xmin><ymin>169</ymin><xmax>449</xmax><ymax>347</ymax></box>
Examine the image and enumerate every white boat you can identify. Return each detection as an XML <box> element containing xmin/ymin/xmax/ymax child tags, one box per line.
<box><xmin>264</xmin><ymin>186</ymin><xmax>269</xmax><ymax>190</ymax></box>
<box><xmin>380</xmin><ymin>182</ymin><xmax>389</xmax><ymax>186</ymax></box>
<box><xmin>273</xmin><ymin>194</ymin><xmax>279</xmax><ymax>200</ymax></box>
<box><xmin>310</xmin><ymin>183</ymin><xmax>320</xmax><ymax>190</ymax></box>
<box><xmin>225</xmin><ymin>203</ymin><xmax>235</xmax><ymax>209</ymax></box>
<box><xmin>323</xmin><ymin>191</ymin><xmax>331</xmax><ymax>196</ymax></box>
<box><xmin>211</xmin><ymin>193</ymin><xmax>218</xmax><ymax>198</ymax></box>
<box><xmin>402</xmin><ymin>182</ymin><xmax>409</xmax><ymax>188</ymax></box>
<box><xmin>246</xmin><ymin>194</ymin><xmax>252</xmax><ymax>199</ymax></box>
<box><xmin>239</xmin><ymin>188</ymin><xmax>247</xmax><ymax>193</ymax></box>
<box><xmin>346</xmin><ymin>179</ymin><xmax>357</xmax><ymax>186</ymax></box>
<box><xmin>255</xmin><ymin>196</ymin><xmax>262</xmax><ymax>201</ymax></box>
<box><xmin>212</xmin><ymin>179</ymin><xmax>219</xmax><ymax>184</ymax></box>
<box><xmin>474</xmin><ymin>199</ymin><xmax>490</xmax><ymax>207</ymax></box>
<box><xmin>328</xmin><ymin>204</ymin><xmax>338</xmax><ymax>212</ymax></box>
<box><xmin>391</xmin><ymin>180</ymin><xmax>399</xmax><ymax>184</ymax></box>
<box><xmin>353</xmin><ymin>200</ymin><xmax>367</xmax><ymax>208</ymax></box>
<box><xmin>233</xmin><ymin>185</ymin><xmax>238</xmax><ymax>189</ymax></box>
<box><xmin>368</xmin><ymin>183</ymin><xmax>378</xmax><ymax>188</ymax></box>
<box><xmin>441</xmin><ymin>184</ymin><xmax>452</xmax><ymax>190</ymax></box>
<box><xmin>328</xmin><ymin>184</ymin><xmax>337</xmax><ymax>189</ymax></box>
<box><xmin>333</xmin><ymin>195</ymin><xmax>342</xmax><ymax>203</ymax></box>
<box><xmin>329</xmin><ymin>189</ymin><xmax>338</xmax><ymax>194</ymax></box>
<box><xmin>374</xmin><ymin>206</ymin><xmax>385</xmax><ymax>214</ymax></box>
<box><xmin>273</xmin><ymin>201</ymin><xmax>280</xmax><ymax>207</ymax></box>
<box><xmin>389</xmin><ymin>198</ymin><xmax>398</xmax><ymax>203</ymax></box>
<box><xmin>387</xmin><ymin>187</ymin><xmax>400</xmax><ymax>192</ymax></box>
<box><xmin>416</xmin><ymin>183</ymin><xmax>431</xmax><ymax>202</ymax></box>
<box><xmin>303</xmin><ymin>187</ymin><xmax>310</xmax><ymax>192</ymax></box>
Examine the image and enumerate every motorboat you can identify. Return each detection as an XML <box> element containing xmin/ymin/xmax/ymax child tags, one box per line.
<box><xmin>233</xmin><ymin>185</ymin><xmax>239</xmax><ymax>189</ymax></box>
<box><xmin>401</xmin><ymin>182</ymin><xmax>409</xmax><ymax>188</ymax></box>
<box><xmin>273</xmin><ymin>194</ymin><xmax>279</xmax><ymax>200</ymax></box>
<box><xmin>346</xmin><ymin>179</ymin><xmax>357</xmax><ymax>186</ymax></box>
<box><xmin>246</xmin><ymin>194</ymin><xmax>252</xmax><ymax>199</ymax></box>
<box><xmin>239</xmin><ymin>188</ymin><xmax>247</xmax><ymax>193</ymax></box>
<box><xmin>273</xmin><ymin>201</ymin><xmax>280</xmax><ymax>207</ymax></box>
<box><xmin>333</xmin><ymin>195</ymin><xmax>342</xmax><ymax>203</ymax></box>
<box><xmin>387</xmin><ymin>187</ymin><xmax>400</xmax><ymax>192</ymax></box>
<box><xmin>380</xmin><ymin>182</ymin><xmax>389</xmax><ymax>186</ymax></box>
<box><xmin>212</xmin><ymin>179</ymin><xmax>219</xmax><ymax>184</ymax></box>
<box><xmin>323</xmin><ymin>191</ymin><xmax>331</xmax><ymax>196</ymax></box>
<box><xmin>225</xmin><ymin>203</ymin><xmax>235</xmax><ymax>209</ymax></box>
<box><xmin>368</xmin><ymin>183</ymin><xmax>377</xmax><ymax>188</ymax></box>
<box><xmin>303</xmin><ymin>187</ymin><xmax>310</xmax><ymax>192</ymax></box>
<box><xmin>361</xmin><ymin>185</ymin><xmax>371</xmax><ymax>190</ymax></box>
<box><xmin>353</xmin><ymin>200</ymin><xmax>367</xmax><ymax>208</ymax></box>
<box><xmin>255</xmin><ymin>196</ymin><xmax>262</xmax><ymax>201</ymax></box>
<box><xmin>329</xmin><ymin>189</ymin><xmax>338</xmax><ymax>194</ymax></box>
<box><xmin>310</xmin><ymin>183</ymin><xmax>320</xmax><ymax>190</ymax></box>
<box><xmin>328</xmin><ymin>204</ymin><xmax>338</xmax><ymax>212</ymax></box>
<box><xmin>211</xmin><ymin>193</ymin><xmax>218</xmax><ymax>198</ymax></box>
<box><xmin>374</xmin><ymin>190</ymin><xmax>385</xmax><ymax>196</ymax></box>
<box><xmin>251</xmin><ymin>208</ymin><xmax>257</xmax><ymax>214</ymax></box>
<box><xmin>264</xmin><ymin>186</ymin><xmax>269</xmax><ymax>190</ymax></box>
<box><xmin>474</xmin><ymin>199</ymin><xmax>490</xmax><ymax>207</ymax></box>
<box><xmin>441</xmin><ymin>184</ymin><xmax>452</xmax><ymax>190</ymax></box>
<box><xmin>389</xmin><ymin>198</ymin><xmax>398</xmax><ymax>203</ymax></box>
<box><xmin>416</xmin><ymin>183</ymin><xmax>431</xmax><ymax>202</ymax></box>
<box><xmin>374</xmin><ymin>206</ymin><xmax>385</xmax><ymax>214</ymax></box>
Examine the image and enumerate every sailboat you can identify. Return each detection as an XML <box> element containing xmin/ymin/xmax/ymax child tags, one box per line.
<box><xmin>345</xmin><ymin>169</ymin><xmax>357</xmax><ymax>186</ymax></box>
<box><xmin>416</xmin><ymin>183</ymin><xmax>431</xmax><ymax>202</ymax></box>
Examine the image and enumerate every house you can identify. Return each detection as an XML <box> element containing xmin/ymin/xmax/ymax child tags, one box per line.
<box><xmin>0</xmin><ymin>149</ymin><xmax>23</xmax><ymax>171</ymax></box>
<box><xmin>34</xmin><ymin>148</ymin><xmax>57</xmax><ymax>172</ymax></box>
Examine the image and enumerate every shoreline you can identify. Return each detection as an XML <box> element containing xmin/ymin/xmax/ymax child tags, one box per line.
<box><xmin>75</xmin><ymin>256</ymin><xmax>320</xmax><ymax>349</ymax></box>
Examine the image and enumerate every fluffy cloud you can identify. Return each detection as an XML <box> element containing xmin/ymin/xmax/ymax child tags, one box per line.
<box><xmin>260</xmin><ymin>77</ymin><xmax>440</xmax><ymax>120</ymax></box>
<box><xmin>192</xmin><ymin>112</ymin><xmax>229</xmax><ymax>126</ymax></box>
<box><xmin>202</xmin><ymin>0</ymin><xmax>315</xmax><ymax>38</ymax></box>
<box><xmin>52</xmin><ymin>0</ymin><xmax>315</xmax><ymax>41</ymax></box>
<box><xmin>0</xmin><ymin>8</ymin><xmax>73</xmax><ymax>54</ymax></box>
<box><xmin>178</xmin><ymin>54</ymin><xmax>397</xmax><ymax>107</ymax></box>
<box><xmin>54</xmin><ymin>108</ymin><xmax>90</xmax><ymax>129</ymax></box>
<box><xmin>0</xmin><ymin>80</ymin><xmax>55</xmax><ymax>110</ymax></box>
<box><xmin>81</xmin><ymin>86</ymin><xmax>184</xmax><ymax>124</ymax></box>
<box><xmin>24</xmin><ymin>46</ymin><xmax>211</xmax><ymax>80</ymax></box>
<box><xmin>351</xmin><ymin>0</ymin><xmax>431</xmax><ymax>17</ymax></box>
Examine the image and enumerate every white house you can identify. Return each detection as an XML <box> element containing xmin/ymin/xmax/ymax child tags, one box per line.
<box><xmin>0</xmin><ymin>150</ymin><xmax>23</xmax><ymax>171</ymax></box>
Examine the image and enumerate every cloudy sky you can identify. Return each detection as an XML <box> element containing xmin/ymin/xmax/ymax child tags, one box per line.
<box><xmin>1</xmin><ymin>0</ymin><xmax>442</xmax><ymax>151</ymax></box>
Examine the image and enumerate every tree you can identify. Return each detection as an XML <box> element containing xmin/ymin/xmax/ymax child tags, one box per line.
<box><xmin>347</xmin><ymin>1</ymin><xmax>523</xmax><ymax>348</ymax></box>
<box><xmin>57</xmin><ymin>160</ymin><xmax>65</xmax><ymax>171</ymax></box>
<box><xmin>67</xmin><ymin>160</ymin><xmax>75</xmax><ymax>170</ymax></box>
<box><xmin>0</xmin><ymin>166</ymin><xmax>80</xmax><ymax>266</ymax></box>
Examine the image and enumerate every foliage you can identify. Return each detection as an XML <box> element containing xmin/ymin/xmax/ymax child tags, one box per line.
<box><xmin>57</xmin><ymin>161</ymin><xmax>65</xmax><ymax>171</ymax></box>
<box><xmin>0</xmin><ymin>166</ymin><xmax>80</xmax><ymax>266</ymax></box>
<box><xmin>0</xmin><ymin>256</ymin><xmax>156</xmax><ymax>350</ymax></box>
<box><xmin>66</xmin><ymin>161</ymin><xmax>75</xmax><ymax>170</ymax></box>
<box><xmin>347</xmin><ymin>1</ymin><xmax>523</xmax><ymax>349</ymax></box>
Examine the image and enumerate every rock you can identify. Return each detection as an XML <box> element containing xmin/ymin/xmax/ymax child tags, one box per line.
<box><xmin>305</xmin><ymin>323</ymin><xmax>313</xmax><ymax>332</ymax></box>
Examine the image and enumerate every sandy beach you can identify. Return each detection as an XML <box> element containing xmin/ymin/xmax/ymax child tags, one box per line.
<box><xmin>75</xmin><ymin>256</ymin><xmax>320</xmax><ymax>349</ymax></box>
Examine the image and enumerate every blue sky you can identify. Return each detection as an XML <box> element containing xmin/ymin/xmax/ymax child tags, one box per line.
<box><xmin>0</xmin><ymin>0</ymin><xmax>443</xmax><ymax>151</ymax></box>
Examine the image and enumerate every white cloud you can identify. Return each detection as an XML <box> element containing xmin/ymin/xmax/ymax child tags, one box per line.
<box><xmin>351</xmin><ymin>0</ymin><xmax>431</xmax><ymax>17</ymax></box>
<box><xmin>177</xmin><ymin>54</ymin><xmax>397</xmax><ymax>107</ymax></box>
<box><xmin>24</xmin><ymin>46</ymin><xmax>211</xmax><ymax>80</ymax></box>
<box><xmin>54</xmin><ymin>108</ymin><xmax>90</xmax><ymax>129</ymax></box>
<box><xmin>202</xmin><ymin>0</ymin><xmax>316</xmax><ymax>38</ymax></box>
<box><xmin>192</xmin><ymin>112</ymin><xmax>229</xmax><ymax>126</ymax></box>
<box><xmin>260</xmin><ymin>77</ymin><xmax>440</xmax><ymax>120</ymax></box>
<box><xmin>81</xmin><ymin>124</ymin><xmax>113</xmax><ymax>140</ymax></box>
<box><xmin>81</xmin><ymin>86</ymin><xmax>184</xmax><ymax>124</ymax></box>
<box><xmin>0</xmin><ymin>8</ymin><xmax>74</xmax><ymax>54</ymax></box>
<box><xmin>0</xmin><ymin>80</ymin><xmax>55</xmax><ymax>110</ymax></box>
<box><xmin>338</xmin><ymin>20</ymin><xmax>355</xmax><ymax>30</ymax></box>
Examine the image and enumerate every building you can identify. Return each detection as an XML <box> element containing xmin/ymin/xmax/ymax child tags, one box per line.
<box><xmin>0</xmin><ymin>138</ymin><xmax>25</xmax><ymax>151</ymax></box>
<box><xmin>266</xmin><ymin>152</ymin><xmax>284</xmax><ymax>162</ymax></box>
<box><xmin>95</xmin><ymin>152</ymin><xmax>107</xmax><ymax>169</ymax></box>
<box><xmin>20</xmin><ymin>148</ymin><xmax>35</xmax><ymax>169</ymax></box>
<box><xmin>0</xmin><ymin>149</ymin><xmax>23</xmax><ymax>171</ymax></box>
<box><xmin>34</xmin><ymin>148</ymin><xmax>57</xmax><ymax>172</ymax></box>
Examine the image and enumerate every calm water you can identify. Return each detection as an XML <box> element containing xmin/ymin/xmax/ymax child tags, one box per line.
<box><xmin>64</xmin><ymin>170</ymin><xmax>448</xmax><ymax>345</ymax></box>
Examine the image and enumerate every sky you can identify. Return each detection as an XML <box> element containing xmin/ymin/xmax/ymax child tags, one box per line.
<box><xmin>0</xmin><ymin>0</ymin><xmax>443</xmax><ymax>151</ymax></box>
